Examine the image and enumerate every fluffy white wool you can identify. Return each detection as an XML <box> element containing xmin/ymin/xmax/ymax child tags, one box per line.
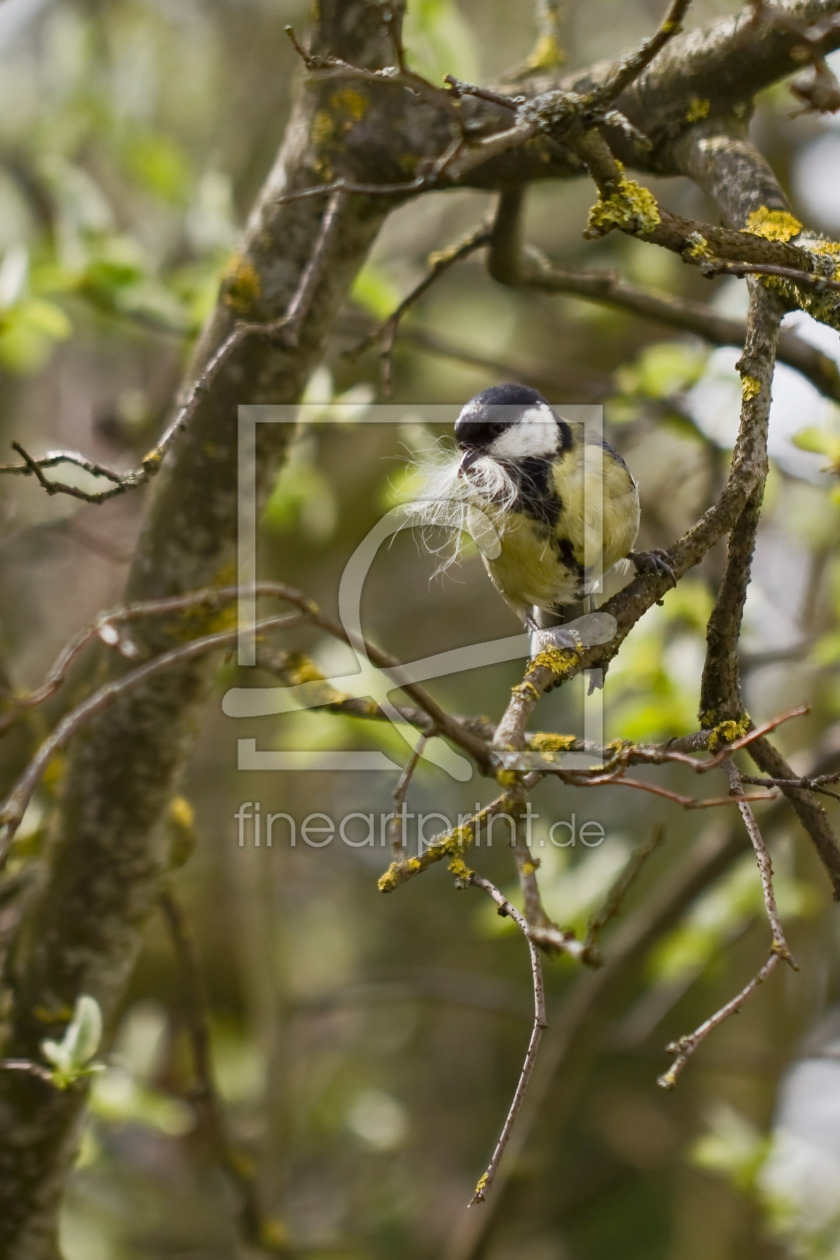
<box><xmin>401</xmin><ymin>443</ymin><xmax>518</xmax><ymax>573</ymax></box>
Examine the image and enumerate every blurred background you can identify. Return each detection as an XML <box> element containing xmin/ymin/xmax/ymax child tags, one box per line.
<box><xmin>1</xmin><ymin>0</ymin><xmax>840</xmax><ymax>1256</ymax></box>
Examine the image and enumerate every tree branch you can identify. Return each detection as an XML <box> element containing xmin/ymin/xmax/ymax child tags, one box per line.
<box><xmin>159</xmin><ymin>886</ymin><xmax>291</xmax><ymax>1255</ymax></box>
<box><xmin>485</xmin><ymin>193</ymin><xmax>840</xmax><ymax>402</ymax></box>
<box><xmin>722</xmin><ymin>757</ymin><xmax>796</xmax><ymax>963</ymax></box>
<box><xmin>658</xmin><ymin>951</ymin><xmax>782</xmax><ymax>1089</ymax></box>
<box><xmin>0</xmin><ymin>4</ymin><xmax>412</xmax><ymax>1253</ymax></box>
<box><xmin>465</xmin><ymin>869</ymin><xmax>547</xmax><ymax>1206</ymax></box>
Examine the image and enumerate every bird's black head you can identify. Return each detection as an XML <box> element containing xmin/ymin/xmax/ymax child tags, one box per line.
<box><xmin>454</xmin><ymin>383</ymin><xmax>565</xmax><ymax>467</ymax></box>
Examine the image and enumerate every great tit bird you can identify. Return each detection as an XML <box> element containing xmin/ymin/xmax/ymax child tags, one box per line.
<box><xmin>415</xmin><ymin>383</ymin><xmax>669</xmax><ymax>638</ymax></box>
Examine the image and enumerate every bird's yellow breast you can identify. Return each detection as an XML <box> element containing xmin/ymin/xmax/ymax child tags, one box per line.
<box><xmin>481</xmin><ymin>434</ymin><xmax>640</xmax><ymax>618</ymax></box>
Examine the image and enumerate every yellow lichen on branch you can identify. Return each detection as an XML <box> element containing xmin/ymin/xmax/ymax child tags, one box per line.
<box><xmin>378</xmin><ymin>822</ymin><xmax>476</xmax><ymax>892</ymax></box>
<box><xmin>528</xmin><ymin>733</ymin><xmax>578</xmax><ymax>753</ymax></box>
<box><xmin>585</xmin><ymin>174</ymin><xmax>661</xmax><ymax>240</ymax></box>
<box><xmin>221</xmin><ymin>255</ymin><xmax>262</xmax><ymax>315</ymax></box>
<box><xmin>685</xmin><ymin>97</ymin><xmax>710</xmax><ymax>121</ymax></box>
<box><xmin>703</xmin><ymin>715</ymin><xmax>752</xmax><ymax>752</ymax></box>
<box><xmin>528</xmin><ymin>32</ymin><xmax>565</xmax><ymax>70</ymax></box>
<box><xmin>743</xmin><ymin>206</ymin><xmax>803</xmax><ymax>243</ymax></box>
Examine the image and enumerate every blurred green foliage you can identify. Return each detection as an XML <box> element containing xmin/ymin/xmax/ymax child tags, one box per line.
<box><xmin>0</xmin><ymin>1</ymin><xmax>839</xmax><ymax>1258</ymax></box>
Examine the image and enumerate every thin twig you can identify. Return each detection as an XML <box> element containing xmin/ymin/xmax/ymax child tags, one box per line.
<box><xmin>255</xmin><ymin>644</ymin><xmax>441</xmax><ymax>733</ymax></box>
<box><xmin>739</xmin><ymin>771</ymin><xmax>840</xmax><ymax>802</ymax></box>
<box><xmin>284</xmin><ymin>19</ymin><xmax>462</xmax><ymax>118</ymax></box>
<box><xmin>590</xmin><ymin>0</ymin><xmax>692</xmax><ymax>110</ymax></box>
<box><xmin>0</xmin><ymin>320</ymin><xmax>282</xmax><ymax>504</ymax></box>
<box><xmin>657</xmin><ymin>951</ymin><xmax>782</xmax><ymax>1089</ymax></box>
<box><xmin>0</xmin><ymin>572</ymin><xmax>496</xmax><ymax>864</ymax></box>
<box><xmin>448</xmin><ymin>745</ymin><xmax>840</xmax><ymax>1260</ymax></box>
<box><xmin>534</xmin><ymin>0</ymin><xmax>565</xmax><ymax>56</ymax></box>
<box><xmin>389</xmin><ymin>734</ymin><xmax>429</xmax><ymax>860</ymax></box>
<box><xmin>0</xmin><ymin>583</ymin><xmax>472</xmax><ymax>750</ymax></box>
<box><xmin>696</xmin><ymin>707</ymin><xmax>810</xmax><ymax>764</ymax></box>
<box><xmin>0</xmin><ymin>192</ymin><xmax>349</xmax><ymax>505</ymax></box>
<box><xmin>379</xmin><ymin>797</ymin><xmax>512</xmax><ymax>893</ymax></box>
<box><xmin>282</xmin><ymin>188</ymin><xmax>347</xmax><ymax>344</ymax></box>
<box><xmin>465</xmin><ymin>871</ymin><xmax>547</xmax><ymax>1205</ymax></box>
<box><xmin>0</xmin><ymin>1059</ymin><xmax>54</xmax><ymax>1083</ymax></box>
<box><xmin>2</xmin><ymin>325</ymin><xmax>257</xmax><ymax>502</ymax></box>
<box><xmin>0</xmin><ymin>612</ymin><xmax>301</xmax><ymax>867</ymax></box>
<box><xmin>244</xmin><ymin>587</ymin><xmax>491</xmax><ymax>769</ymax></box>
<box><xmin>273</xmin><ymin>174</ymin><xmax>433</xmax><ymax>204</ymax></box>
<box><xmin>0</xmin><ymin>585</ymin><xmax>274</xmax><ymax>735</ymax></box>
<box><xmin>584</xmin><ymin>826</ymin><xmax>665</xmax><ymax>958</ymax></box>
<box><xmin>541</xmin><ymin>761</ymin><xmax>780</xmax><ymax>811</ymax></box>
<box><xmin>160</xmin><ymin>887</ymin><xmax>291</xmax><ymax>1255</ymax></box>
<box><xmin>654</xmin><ymin>756</ymin><xmax>797</xmax><ymax>1092</ymax></box>
<box><xmin>0</xmin><ymin>580</ymin><xmax>491</xmax><ymax>822</ymax></box>
<box><xmin>345</xmin><ymin>224</ymin><xmax>492</xmax><ymax>392</ymax></box>
<box><xmin>705</xmin><ymin>257</ymin><xmax>840</xmax><ymax>293</ymax></box>
<box><xmin>273</xmin><ymin>133</ymin><xmax>466</xmax><ymax>206</ymax></box>
<box><xmin>484</xmin><ymin>250</ymin><xmax>840</xmax><ymax>404</ymax></box>
<box><xmin>9</xmin><ymin>441</ymin><xmax>125</xmax><ymax>502</ymax></box>
<box><xmin>747</xmin><ymin>733</ymin><xmax>840</xmax><ymax>900</ymax></box>
<box><xmin>510</xmin><ymin>797</ymin><xmax>551</xmax><ymax>933</ymax></box>
<box><xmin>722</xmin><ymin>756</ymin><xmax>797</xmax><ymax>966</ymax></box>
<box><xmin>443</xmin><ymin>77</ymin><xmax>523</xmax><ymax>111</ymax></box>
<box><xmin>555</xmin><ymin>773</ymin><xmax>777</xmax><ymax>810</ymax></box>
<box><xmin>338</xmin><ymin>312</ymin><xmax>600</xmax><ymax>397</ymax></box>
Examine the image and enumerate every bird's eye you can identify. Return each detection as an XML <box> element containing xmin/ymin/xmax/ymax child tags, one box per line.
<box><xmin>454</xmin><ymin>417</ymin><xmax>509</xmax><ymax>449</ymax></box>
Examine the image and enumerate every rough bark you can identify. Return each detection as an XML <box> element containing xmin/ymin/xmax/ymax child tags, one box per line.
<box><xmin>0</xmin><ymin>4</ymin><xmax>401</xmax><ymax>1255</ymax></box>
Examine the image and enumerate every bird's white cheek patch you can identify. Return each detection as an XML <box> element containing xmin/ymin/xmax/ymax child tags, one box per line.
<box><xmin>490</xmin><ymin>407</ymin><xmax>558</xmax><ymax>459</ymax></box>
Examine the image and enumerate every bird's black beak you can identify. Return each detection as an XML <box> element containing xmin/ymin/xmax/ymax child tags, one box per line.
<box><xmin>457</xmin><ymin>448</ymin><xmax>481</xmax><ymax>478</ymax></box>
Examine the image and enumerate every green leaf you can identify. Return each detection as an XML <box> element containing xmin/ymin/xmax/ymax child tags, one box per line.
<box><xmin>813</xmin><ymin>630</ymin><xmax>840</xmax><ymax>665</ymax></box>
<box><xmin>791</xmin><ymin>424</ymin><xmax>840</xmax><ymax>474</ymax></box>
<box><xmin>662</xmin><ymin>578</ymin><xmax>715</xmax><ymax>628</ymax></box>
<box><xmin>791</xmin><ymin>425</ymin><xmax>831</xmax><ymax>455</ymax></box>
<box><xmin>79</xmin><ymin>254</ymin><xmax>144</xmax><ymax>294</ymax></box>
<box><xmin>402</xmin><ymin>0</ymin><xmax>480</xmax><ymax>82</ymax></box>
<box><xmin>121</xmin><ymin>131</ymin><xmax>193</xmax><ymax>204</ymax></box>
<box><xmin>0</xmin><ymin>322</ymin><xmax>59</xmax><ymax>374</ymax></box>
<box><xmin>690</xmin><ymin>1103</ymin><xmax>770</xmax><ymax>1194</ymax></box>
<box><xmin>262</xmin><ymin>462</ymin><xmax>337</xmax><ymax>541</ymax></box>
<box><xmin>17</xmin><ymin>297</ymin><xmax>72</xmax><ymax>340</ymax></box>
<box><xmin>617</xmin><ymin>341</ymin><xmax>709</xmax><ymax>399</ymax></box>
<box><xmin>648</xmin><ymin>859</ymin><xmax>763</xmax><ymax>981</ymax></box>
<box><xmin>351</xmin><ymin>265</ymin><xmax>401</xmax><ymax>320</ymax></box>
<box><xmin>0</xmin><ymin>245</ymin><xmax>29</xmax><ymax>307</ymax></box>
<box><xmin>41</xmin><ymin>994</ymin><xmax>104</xmax><ymax>1089</ymax></box>
<box><xmin>66</xmin><ymin>994</ymin><xmax>103</xmax><ymax>1065</ymax></box>
<box><xmin>90</xmin><ymin>1067</ymin><xmax>194</xmax><ymax>1135</ymax></box>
